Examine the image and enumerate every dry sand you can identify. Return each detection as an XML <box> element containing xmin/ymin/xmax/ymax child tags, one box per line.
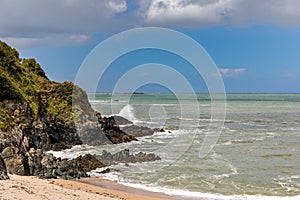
<box><xmin>0</xmin><ymin>175</ymin><xmax>170</xmax><ymax>200</ymax></box>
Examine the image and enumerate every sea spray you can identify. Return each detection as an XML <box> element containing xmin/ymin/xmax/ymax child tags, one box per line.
<box><xmin>118</xmin><ymin>104</ymin><xmax>136</xmax><ymax>122</ymax></box>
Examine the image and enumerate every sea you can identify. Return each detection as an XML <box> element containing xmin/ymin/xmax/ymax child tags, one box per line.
<box><xmin>50</xmin><ymin>93</ymin><xmax>300</xmax><ymax>200</ymax></box>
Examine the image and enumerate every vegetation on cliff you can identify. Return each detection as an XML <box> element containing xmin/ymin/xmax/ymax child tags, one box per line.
<box><xmin>0</xmin><ymin>41</ymin><xmax>160</xmax><ymax>180</ymax></box>
<box><xmin>0</xmin><ymin>41</ymin><xmax>93</xmax><ymax>132</ymax></box>
<box><xmin>0</xmin><ymin>40</ymin><xmax>138</xmax><ymax>151</ymax></box>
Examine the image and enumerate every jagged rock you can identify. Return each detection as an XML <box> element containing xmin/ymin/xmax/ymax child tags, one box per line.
<box><xmin>37</xmin><ymin>152</ymin><xmax>108</xmax><ymax>179</ymax></box>
<box><xmin>25</xmin><ymin>148</ymin><xmax>41</xmax><ymax>175</ymax></box>
<box><xmin>76</xmin><ymin>123</ymin><xmax>111</xmax><ymax>146</ymax></box>
<box><xmin>97</xmin><ymin>168</ymin><xmax>110</xmax><ymax>174</ymax></box>
<box><xmin>96</xmin><ymin>149</ymin><xmax>161</xmax><ymax>165</ymax></box>
<box><xmin>113</xmin><ymin>116</ymin><xmax>133</xmax><ymax>126</ymax></box>
<box><xmin>120</xmin><ymin>125</ymin><xmax>155</xmax><ymax>137</ymax></box>
<box><xmin>0</xmin><ymin>40</ymin><xmax>116</xmax><ymax>151</ymax></box>
<box><xmin>96</xmin><ymin>116</ymin><xmax>138</xmax><ymax>144</ymax></box>
<box><xmin>1</xmin><ymin>147</ymin><xmax>29</xmax><ymax>175</ymax></box>
<box><xmin>0</xmin><ymin>155</ymin><xmax>9</xmax><ymax>180</ymax></box>
<box><xmin>133</xmin><ymin>152</ymin><xmax>160</xmax><ymax>162</ymax></box>
<box><xmin>0</xmin><ymin>41</ymin><xmax>160</xmax><ymax>179</ymax></box>
<box><xmin>74</xmin><ymin>154</ymin><xmax>105</xmax><ymax>172</ymax></box>
<box><xmin>104</xmin><ymin>127</ymin><xmax>138</xmax><ymax>144</ymax></box>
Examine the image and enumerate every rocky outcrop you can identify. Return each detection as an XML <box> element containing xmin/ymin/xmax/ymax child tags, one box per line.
<box><xmin>2</xmin><ymin>147</ymin><xmax>104</xmax><ymax>180</ymax></box>
<box><xmin>0</xmin><ymin>40</ymin><xmax>137</xmax><ymax>151</ymax></box>
<box><xmin>120</xmin><ymin>125</ymin><xmax>165</xmax><ymax>138</ymax></box>
<box><xmin>37</xmin><ymin>153</ymin><xmax>95</xmax><ymax>180</ymax></box>
<box><xmin>96</xmin><ymin>115</ymin><xmax>138</xmax><ymax>144</ymax></box>
<box><xmin>120</xmin><ymin>125</ymin><xmax>155</xmax><ymax>137</ymax></box>
<box><xmin>74</xmin><ymin>154</ymin><xmax>106</xmax><ymax>172</ymax></box>
<box><xmin>0</xmin><ymin>147</ymin><xmax>160</xmax><ymax>180</ymax></box>
<box><xmin>0</xmin><ymin>155</ymin><xmax>9</xmax><ymax>180</ymax></box>
<box><xmin>0</xmin><ymin>40</ymin><xmax>161</xmax><ymax>180</ymax></box>
<box><xmin>1</xmin><ymin>147</ymin><xmax>29</xmax><ymax>175</ymax></box>
<box><xmin>113</xmin><ymin>116</ymin><xmax>133</xmax><ymax>125</ymax></box>
<box><xmin>0</xmin><ymin>41</ymin><xmax>128</xmax><ymax>153</ymax></box>
<box><xmin>96</xmin><ymin>149</ymin><xmax>161</xmax><ymax>166</ymax></box>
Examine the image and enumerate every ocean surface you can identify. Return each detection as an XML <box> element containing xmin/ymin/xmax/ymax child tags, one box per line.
<box><xmin>51</xmin><ymin>93</ymin><xmax>300</xmax><ymax>199</ymax></box>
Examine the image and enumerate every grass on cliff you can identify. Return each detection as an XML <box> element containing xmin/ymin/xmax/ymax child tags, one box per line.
<box><xmin>0</xmin><ymin>41</ymin><xmax>93</xmax><ymax>131</ymax></box>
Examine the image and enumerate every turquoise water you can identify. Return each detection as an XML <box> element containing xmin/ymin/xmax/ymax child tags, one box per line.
<box><xmin>55</xmin><ymin>93</ymin><xmax>300</xmax><ymax>199</ymax></box>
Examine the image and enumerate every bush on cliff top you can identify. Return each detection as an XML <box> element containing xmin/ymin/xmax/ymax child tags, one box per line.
<box><xmin>0</xmin><ymin>40</ymin><xmax>93</xmax><ymax>131</ymax></box>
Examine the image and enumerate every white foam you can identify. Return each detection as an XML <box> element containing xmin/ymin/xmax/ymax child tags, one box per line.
<box><xmin>97</xmin><ymin>177</ymin><xmax>300</xmax><ymax>200</ymax></box>
<box><xmin>89</xmin><ymin>100</ymin><xmax>110</xmax><ymax>103</ymax></box>
<box><xmin>47</xmin><ymin>145</ymin><xmax>99</xmax><ymax>160</ymax></box>
<box><xmin>118</xmin><ymin>104</ymin><xmax>136</xmax><ymax>122</ymax></box>
<box><xmin>150</xmin><ymin>103</ymin><xmax>177</xmax><ymax>106</ymax></box>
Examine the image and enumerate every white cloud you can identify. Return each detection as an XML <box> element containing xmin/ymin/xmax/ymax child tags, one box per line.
<box><xmin>2</xmin><ymin>34</ymin><xmax>91</xmax><ymax>50</ymax></box>
<box><xmin>68</xmin><ymin>35</ymin><xmax>90</xmax><ymax>45</ymax></box>
<box><xmin>1</xmin><ymin>0</ymin><xmax>300</xmax><ymax>49</ymax></box>
<box><xmin>145</xmin><ymin>0</ymin><xmax>231</xmax><ymax>27</ymax></box>
<box><xmin>224</xmin><ymin>0</ymin><xmax>300</xmax><ymax>27</ymax></box>
<box><xmin>109</xmin><ymin>0</ymin><xmax>127</xmax><ymax>13</ymax></box>
<box><xmin>143</xmin><ymin>0</ymin><xmax>300</xmax><ymax>27</ymax></box>
<box><xmin>0</xmin><ymin>0</ymin><xmax>130</xmax><ymax>47</ymax></box>
<box><xmin>219</xmin><ymin>68</ymin><xmax>246</xmax><ymax>78</ymax></box>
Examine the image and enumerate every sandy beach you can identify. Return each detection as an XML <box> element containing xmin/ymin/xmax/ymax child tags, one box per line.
<box><xmin>0</xmin><ymin>175</ymin><xmax>170</xmax><ymax>200</ymax></box>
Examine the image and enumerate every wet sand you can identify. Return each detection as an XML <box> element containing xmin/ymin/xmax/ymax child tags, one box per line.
<box><xmin>0</xmin><ymin>175</ymin><xmax>170</xmax><ymax>200</ymax></box>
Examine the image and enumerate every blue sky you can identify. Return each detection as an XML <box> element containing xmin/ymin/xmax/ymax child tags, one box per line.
<box><xmin>1</xmin><ymin>0</ymin><xmax>300</xmax><ymax>93</ymax></box>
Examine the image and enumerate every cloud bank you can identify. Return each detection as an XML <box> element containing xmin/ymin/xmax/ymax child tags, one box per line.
<box><xmin>0</xmin><ymin>0</ymin><xmax>130</xmax><ymax>48</ymax></box>
<box><xmin>143</xmin><ymin>0</ymin><xmax>300</xmax><ymax>27</ymax></box>
<box><xmin>219</xmin><ymin>68</ymin><xmax>246</xmax><ymax>78</ymax></box>
<box><xmin>1</xmin><ymin>0</ymin><xmax>300</xmax><ymax>48</ymax></box>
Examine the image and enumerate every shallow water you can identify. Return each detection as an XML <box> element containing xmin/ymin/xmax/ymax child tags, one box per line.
<box><xmin>52</xmin><ymin>93</ymin><xmax>300</xmax><ymax>199</ymax></box>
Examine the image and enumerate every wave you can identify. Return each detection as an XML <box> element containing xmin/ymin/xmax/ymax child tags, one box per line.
<box><xmin>89</xmin><ymin>100</ymin><xmax>110</xmax><ymax>103</ymax></box>
<box><xmin>47</xmin><ymin>144</ymin><xmax>95</xmax><ymax>159</ymax></box>
<box><xmin>118</xmin><ymin>104</ymin><xmax>136</xmax><ymax>122</ymax></box>
<box><xmin>150</xmin><ymin>103</ymin><xmax>178</xmax><ymax>106</ymax></box>
<box><xmin>90</xmin><ymin>171</ymin><xmax>300</xmax><ymax>200</ymax></box>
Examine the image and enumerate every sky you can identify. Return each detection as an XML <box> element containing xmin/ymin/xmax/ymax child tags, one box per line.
<box><xmin>1</xmin><ymin>0</ymin><xmax>300</xmax><ymax>93</ymax></box>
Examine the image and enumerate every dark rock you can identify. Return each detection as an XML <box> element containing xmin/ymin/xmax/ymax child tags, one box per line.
<box><xmin>1</xmin><ymin>147</ymin><xmax>29</xmax><ymax>175</ymax></box>
<box><xmin>97</xmin><ymin>116</ymin><xmax>138</xmax><ymax>144</ymax></box>
<box><xmin>96</xmin><ymin>149</ymin><xmax>161</xmax><ymax>165</ymax></box>
<box><xmin>0</xmin><ymin>41</ymin><xmax>154</xmax><ymax>179</ymax></box>
<box><xmin>104</xmin><ymin>127</ymin><xmax>138</xmax><ymax>144</ymax></box>
<box><xmin>113</xmin><ymin>116</ymin><xmax>133</xmax><ymax>126</ymax></box>
<box><xmin>76</xmin><ymin>123</ymin><xmax>111</xmax><ymax>146</ymax></box>
<box><xmin>134</xmin><ymin>152</ymin><xmax>160</xmax><ymax>162</ymax></box>
<box><xmin>120</xmin><ymin>125</ymin><xmax>155</xmax><ymax>137</ymax></box>
<box><xmin>0</xmin><ymin>155</ymin><xmax>9</xmax><ymax>180</ymax></box>
<box><xmin>74</xmin><ymin>154</ymin><xmax>105</xmax><ymax>172</ymax></box>
<box><xmin>97</xmin><ymin>168</ymin><xmax>110</xmax><ymax>174</ymax></box>
<box><xmin>34</xmin><ymin>152</ymin><xmax>107</xmax><ymax>180</ymax></box>
<box><xmin>153</xmin><ymin>128</ymin><xmax>169</xmax><ymax>133</ymax></box>
<box><xmin>0</xmin><ymin>144</ymin><xmax>104</xmax><ymax>180</ymax></box>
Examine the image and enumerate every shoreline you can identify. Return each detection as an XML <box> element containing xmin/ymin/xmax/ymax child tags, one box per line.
<box><xmin>71</xmin><ymin>176</ymin><xmax>215</xmax><ymax>200</ymax></box>
<box><xmin>75</xmin><ymin>176</ymin><xmax>173</xmax><ymax>199</ymax></box>
<box><xmin>1</xmin><ymin>175</ymin><xmax>299</xmax><ymax>200</ymax></box>
<box><xmin>0</xmin><ymin>175</ymin><xmax>171</xmax><ymax>200</ymax></box>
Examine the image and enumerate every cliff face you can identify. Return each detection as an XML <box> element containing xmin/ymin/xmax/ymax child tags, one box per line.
<box><xmin>0</xmin><ymin>41</ymin><xmax>113</xmax><ymax>153</ymax></box>
<box><xmin>0</xmin><ymin>41</ymin><xmax>162</xmax><ymax>180</ymax></box>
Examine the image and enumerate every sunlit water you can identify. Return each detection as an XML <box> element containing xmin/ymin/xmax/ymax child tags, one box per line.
<box><xmin>51</xmin><ymin>94</ymin><xmax>300</xmax><ymax>199</ymax></box>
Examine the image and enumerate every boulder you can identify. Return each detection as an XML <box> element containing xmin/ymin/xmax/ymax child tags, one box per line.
<box><xmin>0</xmin><ymin>155</ymin><xmax>9</xmax><ymax>180</ymax></box>
<box><xmin>113</xmin><ymin>115</ymin><xmax>133</xmax><ymax>126</ymax></box>
<box><xmin>1</xmin><ymin>147</ymin><xmax>29</xmax><ymax>175</ymax></box>
<box><xmin>34</xmin><ymin>152</ymin><xmax>106</xmax><ymax>180</ymax></box>
<box><xmin>98</xmin><ymin>115</ymin><xmax>137</xmax><ymax>143</ymax></box>
<box><xmin>74</xmin><ymin>154</ymin><xmax>105</xmax><ymax>172</ymax></box>
<box><xmin>96</xmin><ymin>149</ymin><xmax>161</xmax><ymax>165</ymax></box>
<box><xmin>120</xmin><ymin>125</ymin><xmax>155</xmax><ymax>137</ymax></box>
